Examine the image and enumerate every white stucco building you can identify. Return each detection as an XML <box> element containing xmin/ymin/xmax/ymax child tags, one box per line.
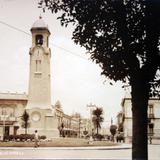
<box><xmin>0</xmin><ymin>92</ymin><xmax>27</xmax><ymax>140</ymax></box>
<box><xmin>117</xmin><ymin>95</ymin><xmax>160</xmax><ymax>141</ymax></box>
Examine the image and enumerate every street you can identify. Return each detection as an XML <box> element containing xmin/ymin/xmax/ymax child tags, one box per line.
<box><xmin>0</xmin><ymin>145</ymin><xmax>159</xmax><ymax>160</ymax></box>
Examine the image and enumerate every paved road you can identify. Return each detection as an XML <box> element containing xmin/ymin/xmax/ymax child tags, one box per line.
<box><xmin>0</xmin><ymin>145</ymin><xmax>159</xmax><ymax>159</ymax></box>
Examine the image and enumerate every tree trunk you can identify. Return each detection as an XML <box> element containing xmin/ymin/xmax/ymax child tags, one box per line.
<box><xmin>97</xmin><ymin>123</ymin><xmax>99</xmax><ymax>134</ymax></box>
<box><xmin>131</xmin><ymin>76</ymin><xmax>150</xmax><ymax>160</ymax></box>
<box><xmin>25</xmin><ymin>128</ymin><xmax>27</xmax><ymax>134</ymax></box>
<box><xmin>25</xmin><ymin>122</ymin><xmax>27</xmax><ymax>134</ymax></box>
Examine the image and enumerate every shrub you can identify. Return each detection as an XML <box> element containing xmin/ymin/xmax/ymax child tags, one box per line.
<box><xmin>4</xmin><ymin>134</ymin><xmax>34</xmax><ymax>141</ymax></box>
<box><xmin>13</xmin><ymin>135</ymin><xmax>19</xmax><ymax>141</ymax></box>
<box><xmin>20</xmin><ymin>134</ymin><xmax>34</xmax><ymax>141</ymax></box>
<box><xmin>93</xmin><ymin>134</ymin><xmax>104</xmax><ymax>141</ymax></box>
<box><xmin>4</xmin><ymin>134</ymin><xmax>46</xmax><ymax>141</ymax></box>
<box><xmin>3</xmin><ymin>135</ymin><xmax>9</xmax><ymax>141</ymax></box>
<box><xmin>40</xmin><ymin>135</ymin><xmax>47</xmax><ymax>140</ymax></box>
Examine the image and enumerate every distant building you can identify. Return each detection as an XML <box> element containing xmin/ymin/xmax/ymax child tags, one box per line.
<box><xmin>0</xmin><ymin>92</ymin><xmax>27</xmax><ymax>140</ymax></box>
<box><xmin>54</xmin><ymin>102</ymin><xmax>80</xmax><ymax>137</ymax></box>
<box><xmin>54</xmin><ymin>101</ymin><xmax>93</xmax><ymax>138</ymax></box>
<box><xmin>80</xmin><ymin>118</ymin><xmax>93</xmax><ymax>137</ymax></box>
<box><xmin>117</xmin><ymin>96</ymin><xmax>160</xmax><ymax>141</ymax></box>
<box><xmin>53</xmin><ymin>101</ymin><xmax>64</xmax><ymax>129</ymax></box>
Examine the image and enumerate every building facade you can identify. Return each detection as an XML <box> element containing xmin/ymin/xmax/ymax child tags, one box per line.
<box><xmin>0</xmin><ymin>17</ymin><xmax>59</xmax><ymax>140</ymax></box>
<box><xmin>0</xmin><ymin>93</ymin><xmax>27</xmax><ymax>140</ymax></box>
<box><xmin>54</xmin><ymin>101</ymin><xmax>93</xmax><ymax>138</ymax></box>
<box><xmin>117</xmin><ymin>96</ymin><xmax>160</xmax><ymax>141</ymax></box>
<box><xmin>80</xmin><ymin>118</ymin><xmax>93</xmax><ymax>137</ymax></box>
<box><xmin>54</xmin><ymin>102</ymin><xmax>79</xmax><ymax>137</ymax></box>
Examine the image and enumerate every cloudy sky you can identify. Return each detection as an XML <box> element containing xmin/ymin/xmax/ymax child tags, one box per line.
<box><xmin>0</xmin><ymin>0</ymin><xmax>125</xmax><ymax>126</ymax></box>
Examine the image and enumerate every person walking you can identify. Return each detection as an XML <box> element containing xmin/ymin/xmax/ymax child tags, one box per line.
<box><xmin>88</xmin><ymin>135</ymin><xmax>93</xmax><ymax>144</ymax></box>
<box><xmin>149</xmin><ymin>136</ymin><xmax>152</xmax><ymax>144</ymax></box>
<box><xmin>34</xmin><ymin>130</ymin><xmax>39</xmax><ymax>148</ymax></box>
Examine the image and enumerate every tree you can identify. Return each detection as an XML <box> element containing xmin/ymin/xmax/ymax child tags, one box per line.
<box><xmin>21</xmin><ymin>110</ymin><xmax>30</xmax><ymax>134</ymax></box>
<box><xmin>110</xmin><ymin>125</ymin><xmax>117</xmax><ymax>142</ymax></box>
<box><xmin>58</xmin><ymin>122</ymin><xmax>64</xmax><ymax>137</ymax></box>
<box><xmin>92</xmin><ymin>107</ymin><xmax>104</xmax><ymax>135</ymax></box>
<box><xmin>39</xmin><ymin>0</ymin><xmax>160</xmax><ymax>159</ymax></box>
<box><xmin>118</xmin><ymin>123</ymin><xmax>124</xmax><ymax>132</ymax></box>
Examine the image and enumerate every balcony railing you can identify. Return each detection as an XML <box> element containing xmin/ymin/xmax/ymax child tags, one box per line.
<box><xmin>148</xmin><ymin>113</ymin><xmax>155</xmax><ymax>119</ymax></box>
<box><xmin>148</xmin><ymin>123</ymin><xmax>154</xmax><ymax>128</ymax></box>
<box><xmin>0</xmin><ymin>116</ymin><xmax>17</xmax><ymax>121</ymax></box>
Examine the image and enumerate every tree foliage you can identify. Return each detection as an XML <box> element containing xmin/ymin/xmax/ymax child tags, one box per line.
<box><xmin>21</xmin><ymin>110</ymin><xmax>30</xmax><ymax>134</ymax></box>
<box><xmin>110</xmin><ymin>124</ymin><xmax>117</xmax><ymax>136</ymax></box>
<box><xmin>92</xmin><ymin>107</ymin><xmax>104</xmax><ymax>135</ymax></box>
<box><xmin>39</xmin><ymin>0</ymin><xmax>160</xmax><ymax>97</ymax></box>
<box><xmin>118</xmin><ymin>122</ymin><xmax>124</xmax><ymax>132</ymax></box>
<box><xmin>110</xmin><ymin>124</ymin><xmax>117</xmax><ymax>142</ymax></box>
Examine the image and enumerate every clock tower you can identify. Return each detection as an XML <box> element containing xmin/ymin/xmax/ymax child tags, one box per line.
<box><xmin>26</xmin><ymin>17</ymin><xmax>58</xmax><ymax>138</ymax></box>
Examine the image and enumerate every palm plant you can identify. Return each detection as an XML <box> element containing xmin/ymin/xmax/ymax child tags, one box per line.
<box><xmin>92</xmin><ymin>107</ymin><xmax>104</xmax><ymax>135</ymax></box>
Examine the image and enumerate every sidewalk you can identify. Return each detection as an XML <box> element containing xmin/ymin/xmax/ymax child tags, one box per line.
<box><xmin>0</xmin><ymin>143</ymin><xmax>132</xmax><ymax>150</ymax></box>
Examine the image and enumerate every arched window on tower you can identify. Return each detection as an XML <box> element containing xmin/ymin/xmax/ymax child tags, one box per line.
<box><xmin>36</xmin><ymin>35</ymin><xmax>43</xmax><ymax>45</ymax></box>
<box><xmin>35</xmin><ymin>60</ymin><xmax>41</xmax><ymax>72</ymax></box>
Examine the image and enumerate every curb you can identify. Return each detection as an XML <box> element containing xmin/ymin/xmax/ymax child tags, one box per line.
<box><xmin>0</xmin><ymin>145</ymin><xmax>132</xmax><ymax>150</ymax></box>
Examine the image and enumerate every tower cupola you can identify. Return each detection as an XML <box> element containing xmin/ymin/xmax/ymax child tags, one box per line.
<box><xmin>31</xmin><ymin>16</ymin><xmax>50</xmax><ymax>47</ymax></box>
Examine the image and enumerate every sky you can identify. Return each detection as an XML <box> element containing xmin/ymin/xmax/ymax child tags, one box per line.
<box><xmin>0</xmin><ymin>0</ymin><xmax>125</xmax><ymax>126</ymax></box>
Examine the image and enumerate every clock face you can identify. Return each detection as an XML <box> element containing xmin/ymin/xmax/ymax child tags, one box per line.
<box><xmin>31</xmin><ymin>111</ymin><xmax>41</xmax><ymax>122</ymax></box>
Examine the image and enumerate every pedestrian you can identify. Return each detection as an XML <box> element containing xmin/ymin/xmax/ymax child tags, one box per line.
<box><xmin>34</xmin><ymin>130</ymin><xmax>39</xmax><ymax>148</ymax></box>
<box><xmin>149</xmin><ymin>136</ymin><xmax>152</xmax><ymax>144</ymax></box>
<box><xmin>88</xmin><ymin>135</ymin><xmax>93</xmax><ymax>144</ymax></box>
